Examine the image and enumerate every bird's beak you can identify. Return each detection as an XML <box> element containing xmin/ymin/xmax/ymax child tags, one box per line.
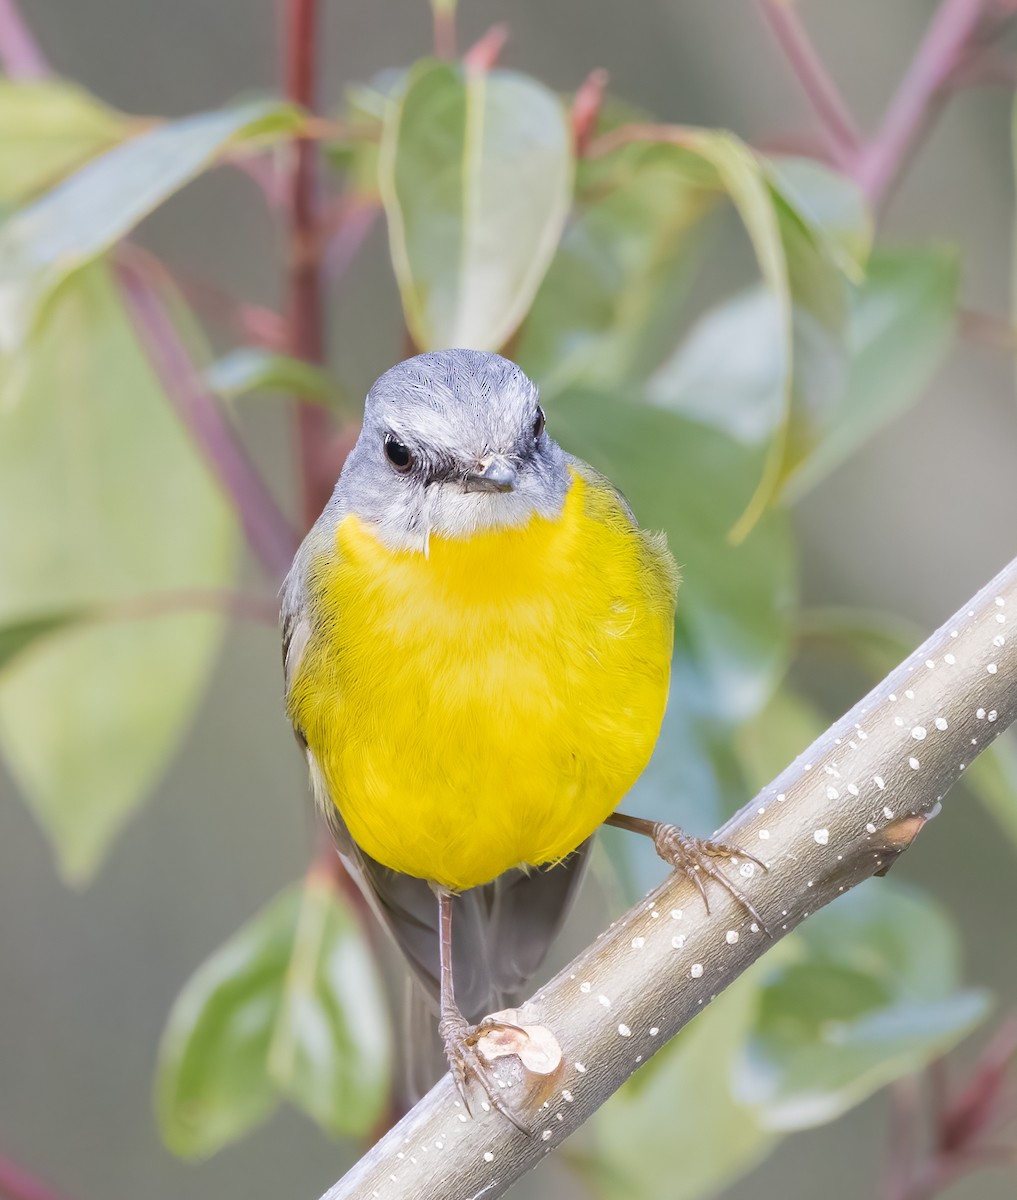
<box><xmin>463</xmin><ymin>455</ymin><xmax>518</xmax><ymax>493</ymax></box>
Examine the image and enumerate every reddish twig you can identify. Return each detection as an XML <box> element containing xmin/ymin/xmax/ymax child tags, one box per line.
<box><xmin>855</xmin><ymin>0</ymin><xmax>987</xmax><ymax>204</ymax></box>
<box><xmin>754</xmin><ymin>0</ymin><xmax>861</xmax><ymax>167</ymax></box>
<box><xmin>571</xmin><ymin>68</ymin><xmax>609</xmax><ymax>158</ymax></box>
<box><xmin>119</xmin><ymin>261</ymin><xmax>298</xmax><ymax>580</ymax></box>
<box><xmin>463</xmin><ymin>23</ymin><xmax>509</xmax><ymax>73</ymax></box>
<box><xmin>321</xmin><ymin>191</ymin><xmax>381</xmax><ymax>283</ymax></box>
<box><xmin>0</xmin><ymin>1151</ymin><xmax>73</xmax><ymax>1200</ymax></box>
<box><xmin>880</xmin><ymin>1020</ymin><xmax>1017</xmax><ymax>1200</ymax></box>
<box><xmin>284</xmin><ymin>0</ymin><xmax>334</xmax><ymax>531</ymax></box>
<box><xmin>959</xmin><ymin>308</ymin><xmax>1017</xmax><ymax>352</ymax></box>
<box><xmin>0</xmin><ymin>0</ymin><xmax>49</xmax><ymax>79</ymax></box>
<box><xmin>431</xmin><ymin>0</ymin><xmax>457</xmax><ymax>60</ymax></box>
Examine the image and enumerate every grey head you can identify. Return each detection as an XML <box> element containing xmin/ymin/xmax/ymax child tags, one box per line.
<box><xmin>330</xmin><ymin>349</ymin><xmax>570</xmax><ymax>553</ymax></box>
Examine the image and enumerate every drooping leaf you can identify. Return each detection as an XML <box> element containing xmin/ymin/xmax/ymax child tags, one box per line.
<box><xmin>0</xmin><ymin>610</ymin><xmax>90</xmax><ymax>675</ymax></box>
<box><xmin>549</xmin><ymin>388</ymin><xmax>796</xmax><ymax>723</ymax></box>
<box><xmin>156</xmin><ymin>886</ymin><xmax>297</xmax><ymax>1157</ymax></box>
<box><xmin>538</xmin><ymin>131</ymin><xmax>853</xmax><ymax>538</ymax></box>
<box><xmin>204</xmin><ymin>347</ymin><xmax>343</xmax><ymax>408</ymax></box>
<box><xmin>0</xmin><ymin>263</ymin><xmax>238</xmax><ymax>880</ymax></box>
<box><xmin>379</xmin><ymin>59</ymin><xmax>574</xmax><ymax>351</ymax></box>
<box><xmin>156</xmin><ymin>879</ymin><xmax>392</xmax><ymax>1158</ymax></box>
<box><xmin>765</xmin><ymin>156</ymin><xmax>871</xmax><ymax>283</ymax></box>
<box><xmin>0</xmin><ymin>98</ymin><xmax>301</xmax><ymax>351</ymax></box>
<box><xmin>788</xmin><ymin>246</ymin><xmax>958</xmax><ymax>496</ymax></box>
<box><xmin>0</xmin><ymin>79</ymin><xmax>133</xmax><ymax>205</ymax></box>
<box><xmin>737</xmin><ymin>881</ymin><xmax>990</xmax><ymax>1130</ymax></box>
<box><xmin>515</xmin><ymin>143</ymin><xmax>716</xmax><ymax>395</ymax></box>
<box><xmin>589</xmin><ymin>966</ymin><xmax>776</xmax><ymax>1200</ymax></box>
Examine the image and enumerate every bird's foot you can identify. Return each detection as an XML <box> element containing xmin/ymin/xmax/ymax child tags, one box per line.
<box><xmin>439</xmin><ymin>1008</ymin><xmax>533</xmax><ymax>1134</ymax></box>
<box><xmin>651</xmin><ymin>822</ymin><xmax>769</xmax><ymax>930</ymax></box>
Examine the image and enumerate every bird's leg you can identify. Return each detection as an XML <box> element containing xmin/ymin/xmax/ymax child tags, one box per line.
<box><xmin>604</xmin><ymin>812</ymin><xmax>768</xmax><ymax>929</ymax></box>
<box><xmin>432</xmin><ymin>884</ymin><xmax>532</xmax><ymax>1133</ymax></box>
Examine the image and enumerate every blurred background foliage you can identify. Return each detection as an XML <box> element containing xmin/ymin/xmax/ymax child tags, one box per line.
<box><xmin>2</xmin><ymin>1</ymin><xmax>1017</xmax><ymax>1199</ymax></box>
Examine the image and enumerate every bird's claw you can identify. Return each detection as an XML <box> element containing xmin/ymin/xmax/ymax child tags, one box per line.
<box><xmin>439</xmin><ymin>1010</ymin><xmax>533</xmax><ymax>1134</ymax></box>
<box><xmin>652</xmin><ymin>823</ymin><xmax>769</xmax><ymax>933</ymax></box>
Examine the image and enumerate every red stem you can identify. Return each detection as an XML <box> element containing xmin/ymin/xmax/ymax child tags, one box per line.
<box><xmin>0</xmin><ymin>1152</ymin><xmax>72</xmax><ymax>1200</ymax></box>
<box><xmin>119</xmin><ymin>262</ymin><xmax>298</xmax><ymax>580</ymax></box>
<box><xmin>856</xmin><ymin>0</ymin><xmax>987</xmax><ymax>204</ymax></box>
<box><xmin>285</xmin><ymin>0</ymin><xmax>333</xmax><ymax>531</ymax></box>
<box><xmin>755</xmin><ymin>0</ymin><xmax>860</xmax><ymax>167</ymax></box>
<box><xmin>0</xmin><ymin>0</ymin><xmax>49</xmax><ymax>79</ymax></box>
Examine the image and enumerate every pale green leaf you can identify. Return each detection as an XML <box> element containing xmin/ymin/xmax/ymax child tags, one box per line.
<box><xmin>738</xmin><ymin>881</ymin><xmax>990</xmax><ymax>1130</ymax></box>
<box><xmin>0</xmin><ymin>79</ymin><xmax>132</xmax><ymax>205</ymax></box>
<box><xmin>515</xmin><ymin>144</ymin><xmax>715</xmax><ymax>394</ymax></box>
<box><xmin>156</xmin><ymin>886</ymin><xmax>296</xmax><ymax>1157</ymax></box>
<box><xmin>0</xmin><ymin>264</ymin><xmax>238</xmax><ymax>880</ymax></box>
<box><xmin>589</xmin><ymin>966</ymin><xmax>776</xmax><ymax>1200</ymax></box>
<box><xmin>156</xmin><ymin>880</ymin><xmax>391</xmax><ymax>1158</ymax></box>
<box><xmin>268</xmin><ymin>874</ymin><xmax>393</xmax><ymax>1137</ymax></box>
<box><xmin>0</xmin><ymin>98</ymin><xmax>301</xmax><ymax>351</ymax></box>
<box><xmin>788</xmin><ymin>246</ymin><xmax>958</xmax><ymax>496</ymax></box>
<box><xmin>379</xmin><ymin>60</ymin><xmax>574</xmax><ymax>350</ymax></box>
<box><xmin>766</xmin><ymin>157</ymin><xmax>871</xmax><ymax>283</ymax></box>
<box><xmin>205</xmin><ymin>347</ymin><xmax>342</xmax><ymax>407</ymax></box>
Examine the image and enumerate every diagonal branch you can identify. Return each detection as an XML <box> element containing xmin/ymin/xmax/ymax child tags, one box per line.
<box><xmin>119</xmin><ymin>262</ymin><xmax>299</xmax><ymax>581</ymax></box>
<box><xmin>754</xmin><ymin>0</ymin><xmax>861</xmax><ymax>167</ymax></box>
<box><xmin>320</xmin><ymin>553</ymin><xmax>1017</xmax><ymax>1200</ymax></box>
<box><xmin>0</xmin><ymin>0</ymin><xmax>49</xmax><ymax>79</ymax></box>
<box><xmin>855</xmin><ymin>0</ymin><xmax>986</xmax><ymax>204</ymax></box>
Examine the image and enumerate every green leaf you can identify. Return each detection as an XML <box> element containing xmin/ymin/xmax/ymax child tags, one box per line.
<box><xmin>589</xmin><ymin>967</ymin><xmax>776</xmax><ymax>1200</ymax></box>
<box><xmin>736</xmin><ymin>687</ymin><xmax>826</xmax><ymax>794</ymax></box>
<box><xmin>156</xmin><ymin>886</ymin><xmax>297</xmax><ymax>1157</ymax></box>
<box><xmin>550</xmin><ymin>388</ymin><xmax>795</xmax><ymax>722</ymax></box>
<box><xmin>0</xmin><ymin>98</ymin><xmax>301</xmax><ymax>352</ymax></box>
<box><xmin>205</xmin><ymin>348</ymin><xmax>343</xmax><ymax>407</ymax></box>
<box><xmin>787</xmin><ymin>246</ymin><xmax>958</xmax><ymax>496</ymax></box>
<box><xmin>379</xmin><ymin>60</ymin><xmax>574</xmax><ymax>350</ymax></box>
<box><xmin>519</xmin><ymin>136</ymin><xmax>863</xmax><ymax>543</ymax></box>
<box><xmin>0</xmin><ymin>79</ymin><xmax>133</xmax><ymax>205</ymax></box>
<box><xmin>737</xmin><ymin>881</ymin><xmax>990</xmax><ymax>1130</ymax></box>
<box><xmin>960</xmin><ymin>734</ymin><xmax>1017</xmax><ymax>853</ymax></box>
<box><xmin>267</xmin><ymin>874</ymin><xmax>393</xmax><ymax>1137</ymax></box>
<box><xmin>515</xmin><ymin>144</ymin><xmax>715</xmax><ymax>395</ymax></box>
<box><xmin>765</xmin><ymin>157</ymin><xmax>871</xmax><ymax>283</ymax></box>
<box><xmin>0</xmin><ymin>610</ymin><xmax>89</xmax><ymax>674</ymax></box>
<box><xmin>156</xmin><ymin>880</ymin><xmax>392</xmax><ymax>1158</ymax></box>
<box><xmin>0</xmin><ymin>264</ymin><xmax>238</xmax><ymax>880</ymax></box>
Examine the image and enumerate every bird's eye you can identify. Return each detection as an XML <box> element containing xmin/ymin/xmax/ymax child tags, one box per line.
<box><xmin>533</xmin><ymin>406</ymin><xmax>546</xmax><ymax>440</ymax></box>
<box><xmin>384</xmin><ymin>435</ymin><xmax>414</xmax><ymax>473</ymax></box>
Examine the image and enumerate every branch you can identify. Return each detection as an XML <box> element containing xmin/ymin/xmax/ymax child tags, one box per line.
<box><xmin>0</xmin><ymin>0</ymin><xmax>49</xmax><ymax>79</ymax></box>
<box><xmin>320</xmin><ymin>554</ymin><xmax>1017</xmax><ymax>1200</ymax></box>
<box><xmin>118</xmin><ymin>262</ymin><xmax>299</xmax><ymax>580</ymax></box>
<box><xmin>855</xmin><ymin>0</ymin><xmax>986</xmax><ymax>204</ymax></box>
<box><xmin>0</xmin><ymin>1150</ymin><xmax>73</xmax><ymax>1200</ymax></box>
<box><xmin>284</xmin><ymin>0</ymin><xmax>334</xmax><ymax>531</ymax></box>
<box><xmin>754</xmin><ymin>0</ymin><xmax>861</xmax><ymax>167</ymax></box>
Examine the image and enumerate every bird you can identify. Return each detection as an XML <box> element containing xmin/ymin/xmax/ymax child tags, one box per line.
<box><xmin>280</xmin><ymin>348</ymin><xmax>759</xmax><ymax>1126</ymax></box>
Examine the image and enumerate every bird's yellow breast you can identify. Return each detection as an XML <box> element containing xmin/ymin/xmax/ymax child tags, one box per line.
<box><xmin>288</xmin><ymin>469</ymin><xmax>677</xmax><ymax>890</ymax></box>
